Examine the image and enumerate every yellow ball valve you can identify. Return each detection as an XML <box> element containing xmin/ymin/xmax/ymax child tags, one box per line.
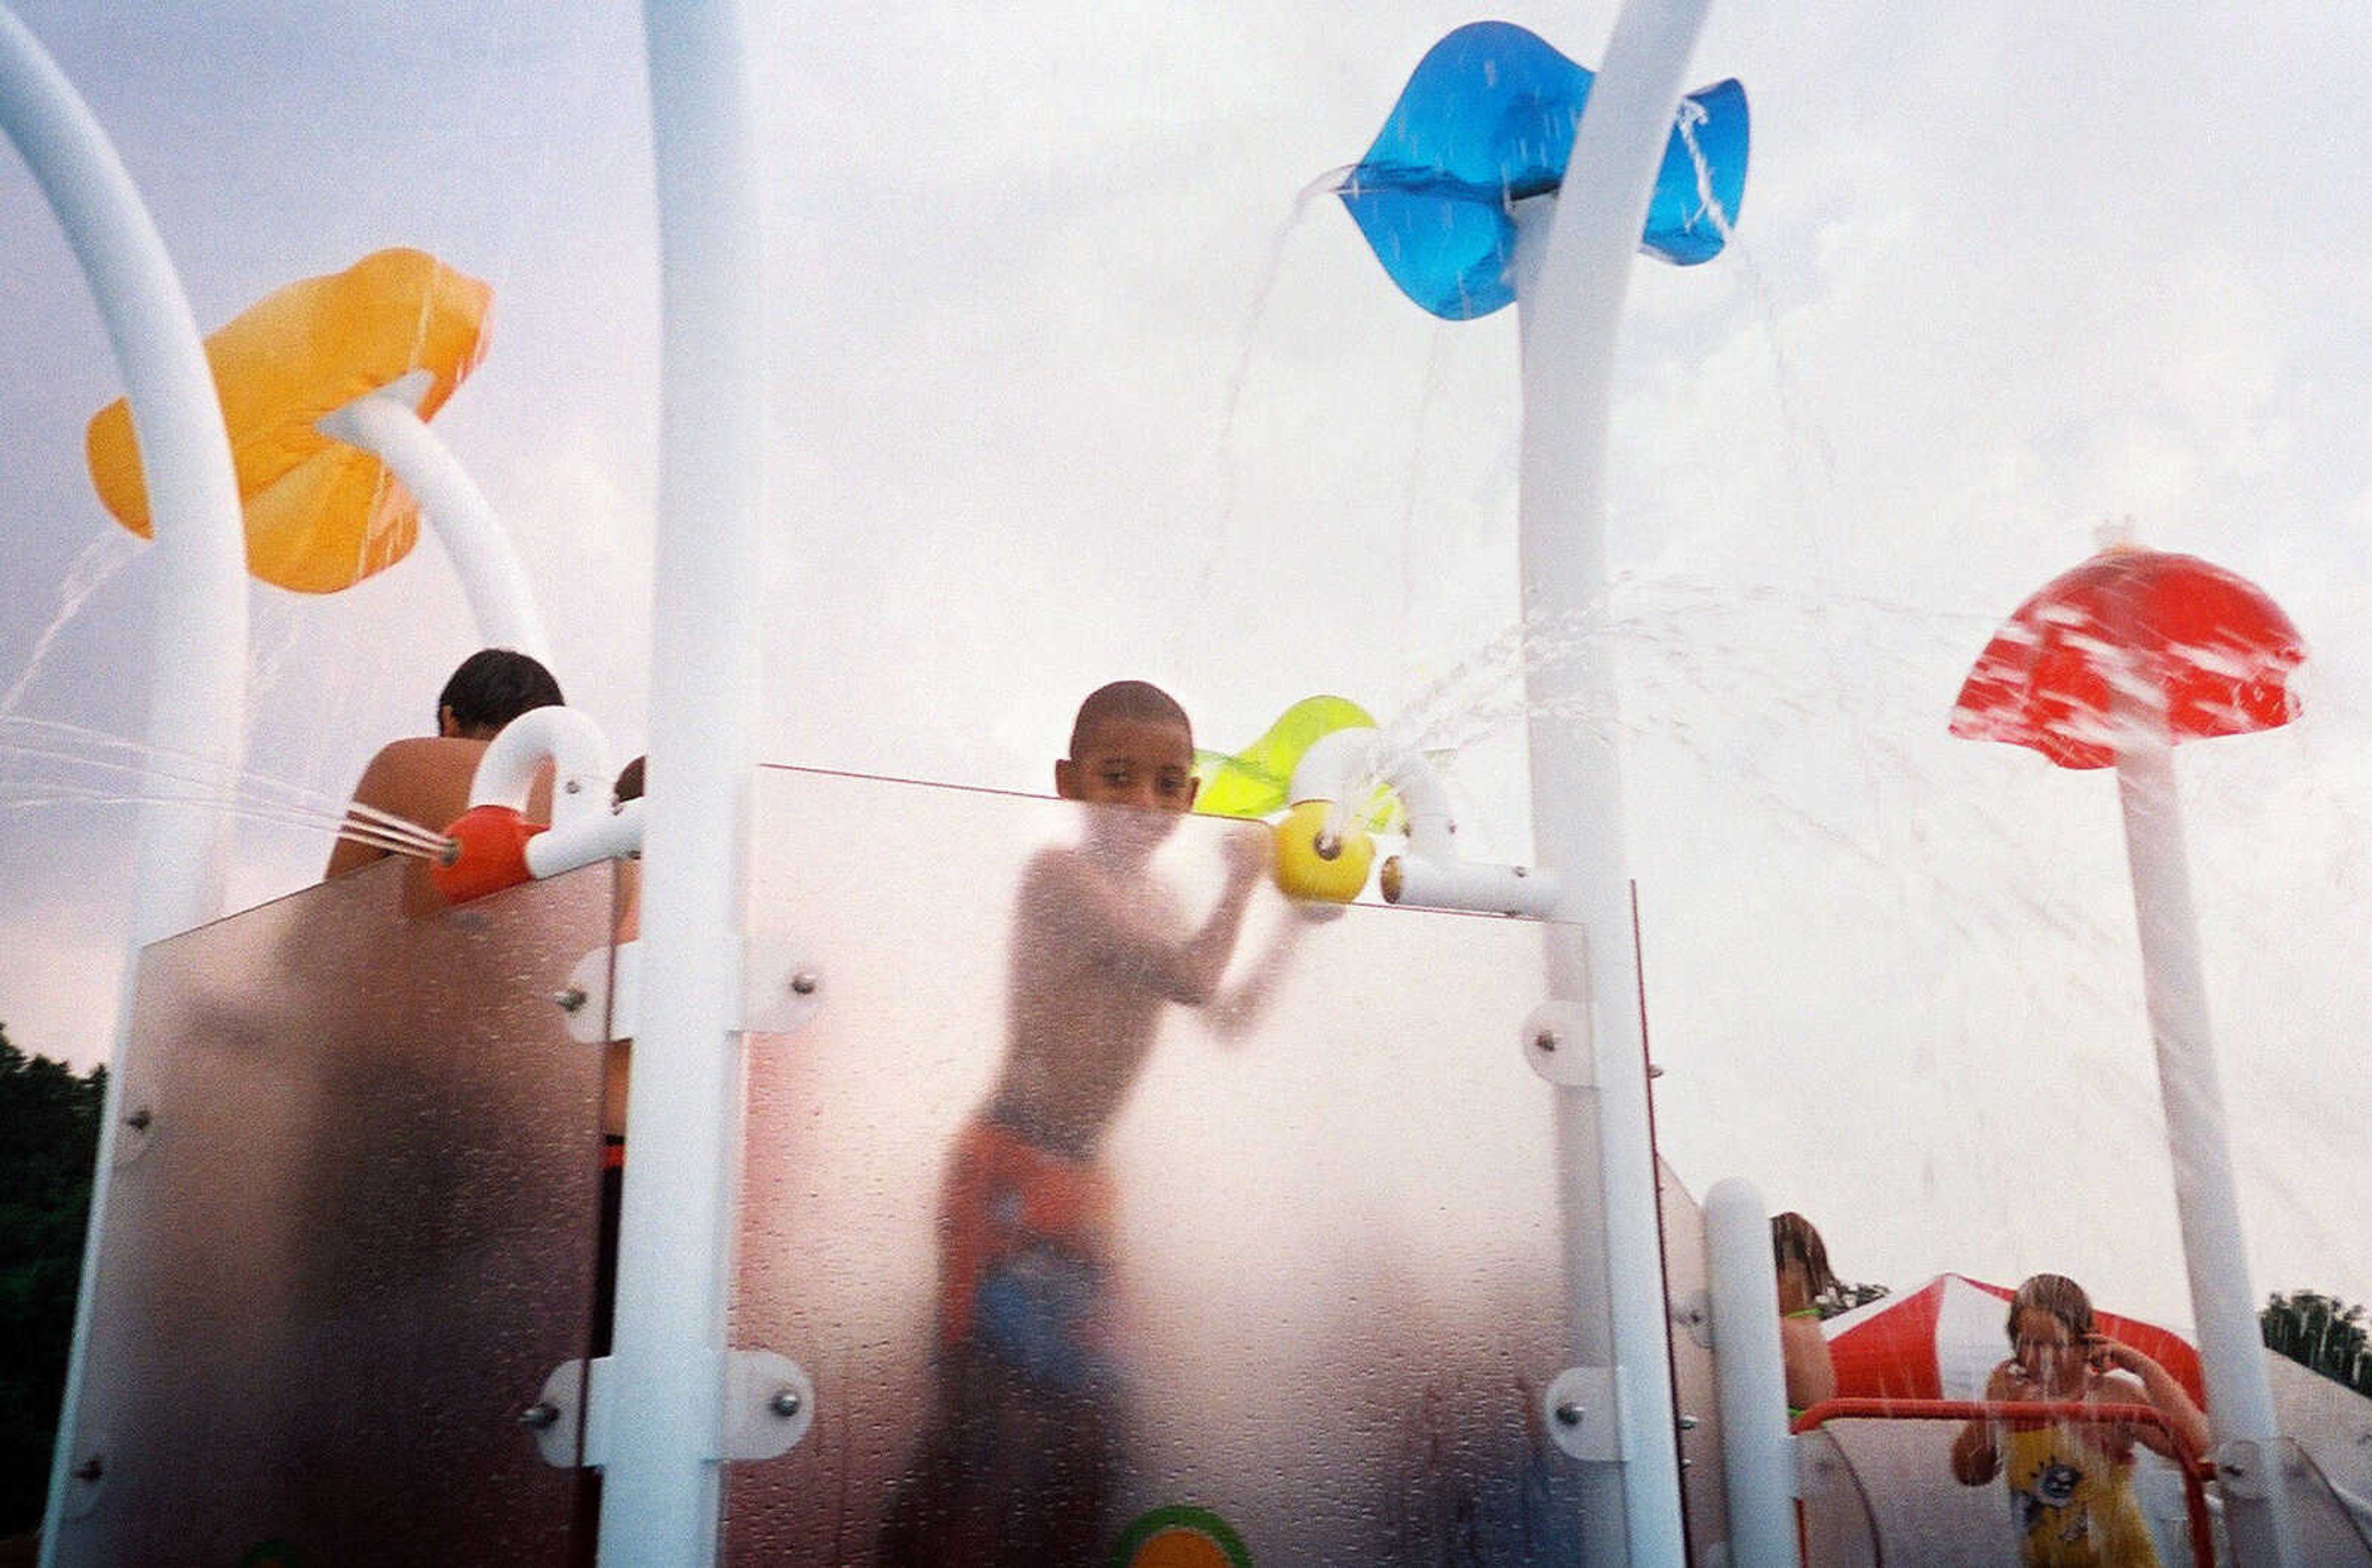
<box><xmin>1271</xmin><ymin>800</ymin><xmax>1374</xmax><ymax>903</ymax></box>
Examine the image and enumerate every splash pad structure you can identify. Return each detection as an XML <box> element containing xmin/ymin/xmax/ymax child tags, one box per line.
<box><xmin>4</xmin><ymin>2</ymin><xmax>2372</xmax><ymax>1566</ymax></box>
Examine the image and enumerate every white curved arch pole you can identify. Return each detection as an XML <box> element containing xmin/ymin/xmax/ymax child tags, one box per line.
<box><xmin>1512</xmin><ymin>1</ymin><xmax>1715</xmax><ymax>1562</ymax></box>
<box><xmin>1</xmin><ymin>7</ymin><xmax>249</xmax><ymax>1563</ymax></box>
<box><xmin>0</xmin><ymin>10</ymin><xmax>248</xmax><ymax>937</ymax></box>
<box><xmin>317</xmin><ymin>391</ymin><xmax>551</xmax><ymax>661</ymax></box>
<box><xmin>602</xmin><ymin>2</ymin><xmax>766</xmax><ymax>1563</ymax></box>
<box><xmin>466</xmin><ymin>704</ymin><xmax>614</xmax><ymax>828</ymax></box>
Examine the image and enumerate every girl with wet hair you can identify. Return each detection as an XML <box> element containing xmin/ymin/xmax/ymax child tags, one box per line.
<box><xmin>1772</xmin><ymin>1211</ymin><xmax>1840</xmax><ymax>1417</ymax></box>
<box><xmin>1948</xmin><ymin>1273</ymin><xmax>2211</xmax><ymax>1567</ymax></box>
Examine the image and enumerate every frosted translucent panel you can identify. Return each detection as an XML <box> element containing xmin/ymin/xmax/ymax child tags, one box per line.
<box><xmin>1795</xmin><ymin>1428</ymin><xmax>1881</xmax><ymax>1568</ymax></box>
<box><xmin>1797</xmin><ymin>1415</ymin><xmax>2205</xmax><ymax>1567</ymax></box>
<box><xmin>2281</xmin><ymin>1440</ymin><xmax>2372</xmax><ymax>1565</ymax></box>
<box><xmin>49</xmin><ymin>860</ymin><xmax>620</xmax><ymax>1568</ymax></box>
<box><xmin>728</xmin><ymin>766</ymin><xmax>1622</xmax><ymax>1564</ymax></box>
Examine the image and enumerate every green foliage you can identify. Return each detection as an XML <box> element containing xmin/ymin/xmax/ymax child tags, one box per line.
<box><xmin>2261</xmin><ymin>1289</ymin><xmax>2372</xmax><ymax>1399</ymax></box>
<box><xmin>0</xmin><ymin>1025</ymin><xmax>106</xmax><ymax>1535</ymax></box>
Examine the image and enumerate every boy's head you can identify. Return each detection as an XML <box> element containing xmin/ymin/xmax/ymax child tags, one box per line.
<box><xmin>1057</xmin><ymin>681</ymin><xmax>1197</xmax><ymax>823</ymax></box>
<box><xmin>437</xmin><ymin>648</ymin><xmax>565</xmax><ymax>739</ymax></box>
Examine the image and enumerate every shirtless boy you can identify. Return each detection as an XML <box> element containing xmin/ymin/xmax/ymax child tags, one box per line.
<box><xmin>880</xmin><ymin>679</ymin><xmax>1273</xmax><ymax>1567</ymax></box>
<box><xmin>324</xmin><ymin>648</ymin><xmax>563</xmax><ymax>914</ymax></box>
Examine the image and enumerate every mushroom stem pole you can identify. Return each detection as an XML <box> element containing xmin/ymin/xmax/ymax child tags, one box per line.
<box><xmin>318</xmin><ymin>390</ymin><xmax>550</xmax><ymax>661</ymax></box>
<box><xmin>1511</xmin><ymin>0</ymin><xmax>1711</xmax><ymax>1559</ymax></box>
<box><xmin>2112</xmin><ymin>729</ymin><xmax>2296</xmax><ymax>1568</ymax></box>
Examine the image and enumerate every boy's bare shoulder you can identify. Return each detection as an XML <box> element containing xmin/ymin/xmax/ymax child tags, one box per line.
<box><xmin>361</xmin><ymin>737</ymin><xmax>489</xmax><ymax>806</ymax></box>
<box><xmin>1017</xmin><ymin>842</ymin><xmax>1103</xmax><ymax>915</ymax></box>
<box><xmin>386</xmin><ymin>735</ymin><xmax>469</xmax><ymax>763</ymax></box>
<box><xmin>327</xmin><ymin>737</ymin><xmax>491</xmax><ymax>878</ymax></box>
<box><xmin>1024</xmin><ymin>841</ymin><xmax>1094</xmax><ymax>883</ymax></box>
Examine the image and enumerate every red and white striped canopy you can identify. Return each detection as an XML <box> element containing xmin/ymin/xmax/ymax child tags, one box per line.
<box><xmin>1824</xmin><ymin>1273</ymin><xmax>2206</xmax><ymax>1407</ymax></box>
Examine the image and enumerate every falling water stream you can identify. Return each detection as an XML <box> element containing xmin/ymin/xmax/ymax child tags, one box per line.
<box><xmin>0</xmin><ymin>715</ymin><xmax>449</xmax><ymax>859</ymax></box>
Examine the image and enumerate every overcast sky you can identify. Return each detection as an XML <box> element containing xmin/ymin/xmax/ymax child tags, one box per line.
<box><xmin>2</xmin><ymin>2</ymin><xmax>2367</xmax><ymax>1328</ymax></box>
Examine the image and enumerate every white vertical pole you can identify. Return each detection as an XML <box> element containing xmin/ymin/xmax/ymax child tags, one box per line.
<box><xmin>1704</xmin><ymin>1179</ymin><xmax>1802</xmax><ymax>1568</ymax></box>
<box><xmin>601</xmin><ymin>2</ymin><xmax>765</xmax><ymax>1564</ymax></box>
<box><xmin>316</xmin><ymin>392</ymin><xmax>550</xmax><ymax>661</ymax></box>
<box><xmin>2111</xmin><ymin>727</ymin><xmax>2296</xmax><ymax>1567</ymax></box>
<box><xmin>1513</xmin><ymin>3</ymin><xmax>1712</xmax><ymax>1563</ymax></box>
<box><xmin>1</xmin><ymin>11</ymin><xmax>249</xmax><ymax>1562</ymax></box>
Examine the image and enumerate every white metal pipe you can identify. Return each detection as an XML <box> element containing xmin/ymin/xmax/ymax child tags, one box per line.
<box><xmin>466</xmin><ymin>704</ymin><xmax>614</xmax><ymax>832</ymax></box>
<box><xmin>1380</xmin><ymin>855</ymin><xmax>1563</xmax><ymax>918</ymax></box>
<box><xmin>1286</xmin><ymin>724</ymin><xmax>1456</xmax><ymax>858</ymax></box>
<box><xmin>2329</xmin><ymin>1478</ymin><xmax>2372</xmax><ymax>1534</ymax></box>
<box><xmin>1704</xmin><ymin>1178</ymin><xmax>1803</xmax><ymax>1568</ymax></box>
<box><xmin>1285</xmin><ymin>726</ymin><xmax>1563</xmax><ymax>914</ymax></box>
<box><xmin>603</xmin><ymin>3</ymin><xmax>765</xmax><ymax>1564</ymax></box>
<box><xmin>1512</xmin><ymin>1</ymin><xmax>1714</xmax><ymax>1560</ymax></box>
<box><xmin>2112</xmin><ymin>730</ymin><xmax>2297</xmax><ymax>1567</ymax></box>
<box><xmin>526</xmin><ymin>797</ymin><xmax>645</xmax><ymax>880</ymax></box>
<box><xmin>2</xmin><ymin>12</ymin><xmax>250</xmax><ymax>1562</ymax></box>
<box><xmin>316</xmin><ymin>389</ymin><xmax>550</xmax><ymax>661</ymax></box>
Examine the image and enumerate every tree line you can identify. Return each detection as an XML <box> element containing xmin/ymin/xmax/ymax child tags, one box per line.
<box><xmin>2261</xmin><ymin>1288</ymin><xmax>2372</xmax><ymax>1399</ymax></box>
<box><xmin>0</xmin><ymin>1026</ymin><xmax>104</xmax><ymax>1539</ymax></box>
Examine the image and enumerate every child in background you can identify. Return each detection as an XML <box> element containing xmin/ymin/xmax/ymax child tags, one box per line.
<box><xmin>1948</xmin><ymin>1273</ymin><xmax>2210</xmax><ymax>1568</ymax></box>
<box><xmin>1772</xmin><ymin>1211</ymin><xmax>1839</xmax><ymax>1419</ymax></box>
